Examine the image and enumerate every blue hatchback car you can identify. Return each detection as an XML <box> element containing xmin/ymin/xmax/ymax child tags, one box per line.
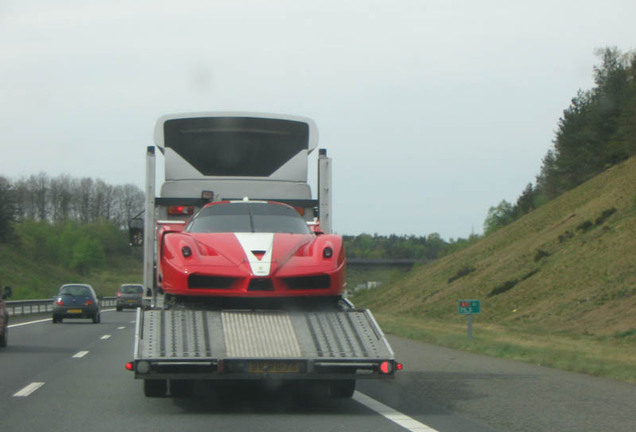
<box><xmin>52</xmin><ymin>284</ymin><xmax>101</xmax><ymax>324</ymax></box>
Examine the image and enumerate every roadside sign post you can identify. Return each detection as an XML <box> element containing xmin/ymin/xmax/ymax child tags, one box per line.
<box><xmin>458</xmin><ymin>300</ymin><xmax>481</xmax><ymax>340</ymax></box>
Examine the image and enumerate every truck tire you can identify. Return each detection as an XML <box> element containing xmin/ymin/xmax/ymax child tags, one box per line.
<box><xmin>170</xmin><ymin>379</ymin><xmax>193</xmax><ymax>398</ymax></box>
<box><xmin>0</xmin><ymin>326</ymin><xmax>7</xmax><ymax>347</ymax></box>
<box><xmin>329</xmin><ymin>379</ymin><xmax>355</xmax><ymax>398</ymax></box>
<box><xmin>144</xmin><ymin>379</ymin><xmax>167</xmax><ymax>397</ymax></box>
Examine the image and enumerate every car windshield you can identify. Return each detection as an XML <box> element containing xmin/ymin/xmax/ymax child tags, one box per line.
<box><xmin>121</xmin><ymin>285</ymin><xmax>143</xmax><ymax>294</ymax></box>
<box><xmin>186</xmin><ymin>202</ymin><xmax>311</xmax><ymax>234</ymax></box>
<box><xmin>60</xmin><ymin>285</ymin><xmax>92</xmax><ymax>296</ymax></box>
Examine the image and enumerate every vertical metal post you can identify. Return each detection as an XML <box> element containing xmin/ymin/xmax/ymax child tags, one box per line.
<box><xmin>318</xmin><ymin>148</ymin><xmax>332</xmax><ymax>234</ymax></box>
<box><xmin>467</xmin><ymin>314</ymin><xmax>473</xmax><ymax>340</ymax></box>
<box><xmin>143</xmin><ymin>146</ymin><xmax>156</xmax><ymax>307</ymax></box>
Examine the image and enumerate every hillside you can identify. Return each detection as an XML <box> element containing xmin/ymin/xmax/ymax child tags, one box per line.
<box><xmin>354</xmin><ymin>156</ymin><xmax>636</xmax><ymax>380</ymax></box>
<box><xmin>0</xmin><ymin>245</ymin><xmax>143</xmax><ymax>299</ymax></box>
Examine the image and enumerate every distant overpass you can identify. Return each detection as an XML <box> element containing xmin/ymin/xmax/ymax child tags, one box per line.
<box><xmin>346</xmin><ymin>258</ymin><xmax>417</xmax><ymax>268</ymax></box>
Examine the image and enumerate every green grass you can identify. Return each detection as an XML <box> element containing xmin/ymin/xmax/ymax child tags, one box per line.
<box><xmin>355</xmin><ymin>156</ymin><xmax>636</xmax><ymax>383</ymax></box>
<box><xmin>0</xmin><ymin>244</ymin><xmax>143</xmax><ymax>299</ymax></box>
<box><xmin>373</xmin><ymin>313</ymin><xmax>636</xmax><ymax>383</ymax></box>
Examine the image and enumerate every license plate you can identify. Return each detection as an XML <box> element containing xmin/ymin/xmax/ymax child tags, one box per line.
<box><xmin>67</xmin><ymin>309</ymin><xmax>83</xmax><ymax>314</ymax></box>
<box><xmin>127</xmin><ymin>299</ymin><xmax>137</xmax><ymax>303</ymax></box>
<box><xmin>248</xmin><ymin>361</ymin><xmax>301</xmax><ymax>374</ymax></box>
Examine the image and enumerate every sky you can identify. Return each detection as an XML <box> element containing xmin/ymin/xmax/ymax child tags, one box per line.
<box><xmin>1</xmin><ymin>0</ymin><xmax>634</xmax><ymax>240</ymax></box>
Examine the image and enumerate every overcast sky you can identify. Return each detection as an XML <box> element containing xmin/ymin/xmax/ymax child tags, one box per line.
<box><xmin>1</xmin><ymin>0</ymin><xmax>634</xmax><ymax>239</ymax></box>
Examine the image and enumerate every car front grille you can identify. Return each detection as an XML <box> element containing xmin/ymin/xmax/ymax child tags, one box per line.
<box><xmin>188</xmin><ymin>275</ymin><xmax>235</xmax><ymax>289</ymax></box>
<box><xmin>247</xmin><ymin>278</ymin><xmax>274</xmax><ymax>291</ymax></box>
<box><xmin>283</xmin><ymin>275</ymin><xmax>331</xmax><ymax>290</ymax></box>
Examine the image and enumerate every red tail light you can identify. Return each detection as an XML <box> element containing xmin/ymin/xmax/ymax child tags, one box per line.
<box><xmin>56</xmin><ymin>299</ymin><xmax>64</xmax><ymax>306</ymax></box>
<box><xmin>396</xmin><ymin>363</ymin><xmax>404</xmax><ymax>371</ymax></box>
<box><xmin>117</xmin><ymin>292</ymin><xmax>121</xmax><ymax>298</ymax></box>
<box><xmin>380</xmin><ymin>361</ymin><xmax>392</xmax><ymax>374</ymax></box>
<box><xmin>85</xmin><ymin>299</ymin><xmax>94</xmax><ymax>306</ymax></box>
<box><xmin>168</xmin><ymin>205</ymin><xmax>194</xmax><ymax>216</ymax></box>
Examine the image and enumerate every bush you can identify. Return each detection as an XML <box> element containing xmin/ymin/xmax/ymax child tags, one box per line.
<box><xmin>448</xmin><ymin>266</ymin><xmax>476</xmax><ymax>283</ymax></box>
<box><xmin>488</xmin><ymin>279</ymin><xmax>519</xmax><ymax>297</ymax></box>
<box><xmin>534</xmin><ymin>249</ymin><xmax>550</xmax><ymax>262</ymax></box>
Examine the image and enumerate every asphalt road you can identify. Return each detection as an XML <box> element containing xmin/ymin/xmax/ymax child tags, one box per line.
<box><xmin>1</xmin><ymin>311</ymin><xmax>634</xmax><ymax>432</ymax></box>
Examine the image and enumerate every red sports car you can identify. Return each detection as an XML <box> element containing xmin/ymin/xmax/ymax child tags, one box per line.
<box><xmin>158</xmin><ymin>200</ymin><xmax>346</xmax><ymax>305</ymax></box>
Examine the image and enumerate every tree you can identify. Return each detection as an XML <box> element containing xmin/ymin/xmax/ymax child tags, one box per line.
<box><xmin>70</xmin><ymin>236</ymin><xmax>106</xmax><ymax>276</ymax></box>
<box><xmin>483</xmin><ymin>200</ymin><xmax>515</xmax><ymax>235</ymax></box>
<box><xmin>0</xmin><ymin>177</ymin><xmax>16</xmax><ymax>242</ymax></box>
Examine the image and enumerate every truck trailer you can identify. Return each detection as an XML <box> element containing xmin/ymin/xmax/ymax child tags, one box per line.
<box><xmin>126</xmin><ymin>112</ymin><xmax>400</xmax><ymax>398</ymax></box>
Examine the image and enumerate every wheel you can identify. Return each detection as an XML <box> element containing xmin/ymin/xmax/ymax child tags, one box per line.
<box><xmin>52</xmin><ymin>316</ymin><xmax>63</xmax><ymax>324</ymax></box>
<box><xmin>0</xmin><ymin>325</ymin><xmax>7</xmax><ymax>347</ymax></box>
<box><xmin>92</xmin><ymin>313</ymin><xmax>101</xmax><ymax>324</ymax></box>
<box><xmin>170</xmin><ymin>379</ymin><xmax>193</xmax><ymax>398</ymax></box>
<box><xmin>329</xmin><ymin>379</ymin><xmax>356</xmax><ymax>398</ymax></box>
<box><xmin>116</xmin><ymin>306</ymin><xmax>122</xmax><ymax>312</ymax></box>
<box><xmin>144</xmin><ymin>379</ymin><xmax>167</xmax><ymax>397</ymax></box>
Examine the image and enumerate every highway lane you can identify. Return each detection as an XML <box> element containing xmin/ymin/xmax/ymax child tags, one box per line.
<box><xmin>360</xmin><ymin>336</ymin><xmax>636</xmax><ymax>432</ymax></box>
<box><xmin>0</xmin><ymin>311</ymin><xmax>493</xmax><ymax>432</ymax></box>
<box><xmin>1</xmin><ymin>312</ymin><xmax>634</xmax><ymax>432</ymax></box>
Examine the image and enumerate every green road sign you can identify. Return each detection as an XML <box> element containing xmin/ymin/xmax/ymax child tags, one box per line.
<box><xmin>458</xmin><ymin>299</ymin><xmax>481</xmax><ymax>315</ymax></box>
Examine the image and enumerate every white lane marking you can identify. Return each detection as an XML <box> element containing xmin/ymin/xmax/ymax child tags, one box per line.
<box><xmin>8</xmin><ymin>308</ymin><xmax>117</xmax><ymax>328</ymax></box>
<box><xmin>73</xmin><ymin>351</ymin><xmax>89</xmax><ymax>358</ymax></box>
<box><xmin>100</xmin><ymin>335</ymin><xmax>111</xmax><ymax>340</ymax></box>
<box><xmin>8</xmin><ymin>318</ymin><xmax>51</xmax><ymax>328</ymax></box>
<box><xmin>13</xmin><ymin>382</ymin><xmax>45</xmax><ymax>398</ymax></box>
<box><xmin>353</xmin><ymin>391</ymin><xmax>440</xmax><ymax>432</ymax></box>
<box><xmin>117</xmin><ymin>326</ymin><xmax>126</xmax><ymax>330</ymax></box>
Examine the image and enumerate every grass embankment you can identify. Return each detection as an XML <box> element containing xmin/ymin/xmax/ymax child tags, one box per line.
<box><xmin>0</xmin><ymin>246</ymin><xmax>143</xmax><ymax>299</ymax></box>
<box><xmin>353</xmin><ymin>156</ymin><xmax>636</xmax><ymax>383</ymax></box>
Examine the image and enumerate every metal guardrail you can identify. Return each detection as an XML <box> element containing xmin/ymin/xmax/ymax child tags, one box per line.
<box><xmin>5</xmin><ymin>297</ymin><xmax>118</xmax><ymax>317</ymax></box>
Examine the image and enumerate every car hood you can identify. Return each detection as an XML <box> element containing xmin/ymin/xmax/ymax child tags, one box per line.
<box><xmin>169</xmin><ymin>232</ymin><xmax>316</xmax><ymax>276</ymax></box>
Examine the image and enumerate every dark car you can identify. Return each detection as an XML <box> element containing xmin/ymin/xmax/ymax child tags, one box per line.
<box><xmin>1</xmin><ymin>286</ymin><xmax>11</xmax><ymax>347</ymax></box>
<box><xmin>116</xmin><ymin>284</ymin><xmax>144</xmax><ymax>311</ymax></box>
<box><xmin>52</xmin><ymin>284</ymin><xmax>101</xmax><ymax>324</ymax></box>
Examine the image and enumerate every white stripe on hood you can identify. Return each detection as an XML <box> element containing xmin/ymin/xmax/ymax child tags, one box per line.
<box><xmin>234</xmin><ymin>233</ymin><xmax>274</xmax><ymax>276</ymax></box>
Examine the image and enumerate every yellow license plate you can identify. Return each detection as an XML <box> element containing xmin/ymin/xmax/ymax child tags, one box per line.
<box><xmin>248</xmin><ymin>361</ymin><xmax>301</xmax><ymax>374</ymax></box>
<box><xmin>127</xmin><ymin>299</ymin><xmax>137</xmax><ymax>303</ymax></box>
<box><xmin>67</xmin><ymin>309</ymin><xmax>83</xmax><ymax>314</ymax></box>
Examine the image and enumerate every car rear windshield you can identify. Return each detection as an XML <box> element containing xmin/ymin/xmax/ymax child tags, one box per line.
<box><xmin>187</xmin><ymin>202</ymin><xmax>311</xmax><ymax>234</ymax></box>
<box><xmin>121</xmin><ymin>285</ymin><xmax>143</xmax><ymax>294</ymax></box>
<box><xmin>60</xmin><ymin>285</ymin><xmax>92</xmax><ymax>296</ymax></box>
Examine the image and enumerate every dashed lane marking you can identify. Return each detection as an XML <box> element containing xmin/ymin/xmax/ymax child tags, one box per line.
<box><xmin>117</xmin><ymin>326</ymin><xmax>126</xmax><ymax>330</ymax></box>
<box><xmin>73</xmin><ymin>351</ymin><xmax>89</xmax><ymax>358</ymax></box>
<box><xmin>13</xmin><ymin>382</ymin><xmax>45</xmax><ymax>398</ymax></box>
<box><xmin>353</xmin><ymin>391</ymin><xmax>441</xmax><ymax>432</ymax></box>
<box><xmin>100</xmin><ymin>335</ymin><xmax>111</xmax><ymax>340</ymax></box>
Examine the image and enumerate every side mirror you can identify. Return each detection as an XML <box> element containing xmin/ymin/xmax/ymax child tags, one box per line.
<box><xmin>129</xmin><ymin>218</ymin><xmax>144</xmax><ymax>247</ymax></box>
<box><xmin>2</xmin><ymin>286</ymin><xmax>12</xmax><ymax>300</ymax></box>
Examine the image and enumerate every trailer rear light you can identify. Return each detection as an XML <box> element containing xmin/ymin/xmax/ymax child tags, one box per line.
<box><xmin>379</xmin><ymin>361</ymin><xmax>392</xmax><ymax>374</ymax></box>
<box><xmin>168</xmin><ymin>205</ymin><xmax>194</xmax><ymax>215</ymax></box>
<box><xmin>396</xmin><ymin>362</ymin><xmax>403</xmax><ymax>371</ymax></box>
<box><xmin>136</xmin><ymin>361</ymin><xmax>151</xmax><ymax>374</ymax></box>
<box><xmin>125</xmin><ymin>362</ymin><xmax>134</xmax><ymax>371</ymax></box>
